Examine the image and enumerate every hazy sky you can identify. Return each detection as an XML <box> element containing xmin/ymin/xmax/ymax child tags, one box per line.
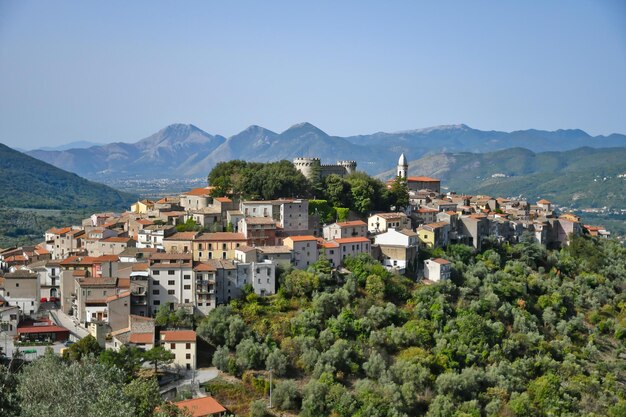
<box><xmin>1</xmin><ymin>1</ymin><xmax>625</xmax><ymax>149</ymax></box>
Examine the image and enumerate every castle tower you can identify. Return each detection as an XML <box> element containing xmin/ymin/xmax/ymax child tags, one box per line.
<box><xmin>337</xmin><ymin>160</ymin><xmax>357</xmax><ymax>176</ymax></box>
<box><xmin>397</xmin><ymin>153</ymin><xmax>408</xmax><ymax>178</ymax></box>
<box><xmin>293</xmin><ymin>157</ymin><xmax>321</xmax><ymax>180</ymax></box>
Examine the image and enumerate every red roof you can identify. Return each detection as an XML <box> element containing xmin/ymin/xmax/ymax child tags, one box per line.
<box><xmin>407</xmin><ymin>176</ymin><xmax>439</xmax><ymax>182</ymax></box>
<box><xmin>285</xmin><ymin>235</ymin><xmax>317</xmax><ymax>242</ymax></box>
<box><xmin>334</xmin><ymin>237</ymin><xmax>370</xmax><ymax>244</ymax></box>
<box><xmin>194</xmin><ymin>232</ymin><xmax>246</xmax><ymax>241</ymax></box>
<box><xmin>129</xmin><ymin>333</ymin><xmax>154</xmax><ymax>344</ymax></box>
<box><xmin>335</xmin><ymin>220</ymin><xmax>367</xmax><ymax>227</ymax></box>
<box><xmin>161</xmin><ymin>330</ymin><xmax>196</xmax><ymax>342</ymax></box>
<box><xmin>101</xmin><ymin>237</ymin><xmax>132</xmax><ymax>243</ymax></box>
<box><xmin>432</xmin><ymin>258</ymin><xmax>451</xmax><ymax>265</ymax></box>
<box><xmin>17</xmin><ymin>320</ymin><xmax>69</xmax><ymax>335</ymax></box>
<box><xmin>184</xmin><ymin>187</ymin><xmax>211</xmax><ymax>196</ymax></box>
<box><xmin>214</xmin><ymin>197</ymin><xmax>232</xmax><ymax>203</ymax></box>
<box><xmin>173</xmin><ymin>396</ymin><xmax>226</xmax><ymax>417</ymax></box>
<box><xmin>537</xmin><ymin>199</ymin><xmax>551</xmax><ymax>204</ymax></box>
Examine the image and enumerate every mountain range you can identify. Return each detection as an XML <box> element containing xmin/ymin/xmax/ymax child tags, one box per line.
<box><xmin>25</xmin><ymin>123</ymin><xmax>626</xmax><ymax>180</ymax></box>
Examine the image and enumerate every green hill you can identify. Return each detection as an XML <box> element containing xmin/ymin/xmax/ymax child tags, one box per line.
<box><xmin>0</xmin><ymin>143</ymin><xmax>136</xmax><ymax>210</ymax></box>
<box><xmin>0</xmin><ymin>143</ymin><xmax>137</xmax><ymax>247</ymax></box>
<box><xmin>379</xmin><ymin>147</ymin><xmax>626</xmax><ymax>209</ymax></box>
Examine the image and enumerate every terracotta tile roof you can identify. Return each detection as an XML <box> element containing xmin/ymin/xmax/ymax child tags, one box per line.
<box><xmin>284</xmin><ymin>235</ymin><xmax>317</xmax><ymax>242</ymax></box>
<box><xmin>193</xmin><ymin>262</ymin><xmax>217</xmax><ymax>272</ymax></box>
<box><xmin>129</xmin><ymin>333</ymin><xmax>153</xmax><ymax>344</ymax></box>
<box><xmin>407</xmin><ymin>176</ymin><xmax>439</xmax><ymax>182</ymax></box>
<box><xmin>423</xmin><ymin>221</ymin><xmax>449</xmax><ymax>229</ymax></box>
<box><xmin>78</xmin><ymin>277</ymin><xmax>117</xmax><ymax>287</ymax></box>
<box><xmin>334</xmin><ymin>237</ymin><xmax>370</xmax><ymax>244</ymax></box>
<box><xmin>183</xmin><ymin>187</ymin><xmax>211</xmax><ymax>196</ymax></box>
<box><xmin>105</xmin><ymin>291</ymin><xmax>130</xmax><ymax>303</ymax></box>
<box><xmin>257</xmin><ymin>245</ymin><xmax>292</xmax><ymax>254</ymax></box>
<box><xmin>132</xmin><ymin>263</ymin><xmax>149</xmax><ymax>271</ymax></box>
<box><xmin>47</xmin><ymin>227</ymin><xmax>72</xmax><ymax>235</ymax></box>
<box><xmin>214</xmin><ymin>197</ymin><xmax>232</xmax><ymax>203</ymax></box>
<box><xmin>417</xmin><ymin>208</ymin><xmax>439</xmax><ymax>213</ymax></box>
<box><xmin>432</xmin><ymin>258</ymin><xmax>451</xmax><ymax>265</ymax></box>
<box><xmin>149</xmin><ymin>253</ymin><xmax>193</xmax><ymax>261</ymax></box>
<box><xmin>372</xmin><ymin>212</ymin><xmax>406</xmax><ymax>219</ymax></box>
<box><xmin>101</xmin><ymin>237</ymin><xmax>132</xmax><ymax>243</ymax></box>
<box><xmin>164</xmin><ymin>232</ymin><xmax>199</xmax><ymax>241</ymax></box>
<box><xmin>95</xmin><ymin>255</ymin><xmax>119</xmax><ymax>262</ymax></box>
<box><xmin>335</xmin><ymin>220</ymin><xmax>367</xmax><ymax>227</ymax></box>
<box><xmin>235</xmin><ymin>246</ymin><xmax>258</xmax><ymax>253</ymax></box>
<box><xmin>172</xmin><ymin>396</ymin><xmax>226</xmax><ymax>417</ymax></box>
<box><xmin>194</xmin><ymin>232</ymin><xmax>247</xmax><ymax>241</ymax></box>
<box><xmin>537</xmin><ymin>199</ymin><xmax>551</xmax><ymax>204</ymax></box>
<box><xmin>320</xmin><ymin>241</ymin><xmax>340</xmax><ymax>248</ymax></box>
<box><xmin>4</xmin><ymin>270</ymin><xmax>37</xmax><ymax>279</ymax></box>
<box><xmin>137</xmin><ymin>219</ymin><xmax>154</xmax><ymax>225</ymax></box>
<box><xmin>161</xmin><ymin>330</ymin><xmax>196</xmax><ymax>342</ymax></box>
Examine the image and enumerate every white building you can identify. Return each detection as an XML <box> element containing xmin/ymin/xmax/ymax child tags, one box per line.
<box><xmin>424</xmin><ymin>258</ymin><xmax>452</xmax><ymax>282</ymax></box>
<box><xmin>283</xmin><ymin>235</ymin><xmax>319</xmax><ymax>269</ymax></box>
<box><xmin>161</xmin><ymin>330</ymin><xmax>197</xmax><ymax>370</ymax></box>
<box><xmin>149</xmin><ymin>254</ymin><xmax>195</xmax><ymax>316</ymax></box>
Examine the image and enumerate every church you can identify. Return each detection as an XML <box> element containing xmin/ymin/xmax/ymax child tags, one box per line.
<box><xmin>395</xmin><ymin>153</ymin><xmax>441</xmax><ymax>193</ymax></box>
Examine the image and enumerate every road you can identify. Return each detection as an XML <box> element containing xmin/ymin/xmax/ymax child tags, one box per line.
<box><xmin>49</xmin><ymin>309</ymin><xmax>89</xmax><ymax>339</ymax></box>
<box><xmin>159</xmin><ymin>367</ymin><xmax>219</xmax><ymax>395</ymax></box>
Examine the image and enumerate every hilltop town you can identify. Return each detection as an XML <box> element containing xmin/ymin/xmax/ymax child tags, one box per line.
<box><xmin>0</xmin><ymin>155</ymin><xmax>617</xmax><ymax>415</ymax></box>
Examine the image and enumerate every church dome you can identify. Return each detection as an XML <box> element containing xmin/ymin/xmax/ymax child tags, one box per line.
<box><xmin>398</xmin><ymin>153</ymin><xmax>408</xmax><ymax>166</ymax></box>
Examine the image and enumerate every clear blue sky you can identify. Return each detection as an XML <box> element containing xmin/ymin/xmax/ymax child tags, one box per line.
<box><xmin>1</xmin><ymin>0</ymin><xmax>625</xmax><ymax>149</ymax></box>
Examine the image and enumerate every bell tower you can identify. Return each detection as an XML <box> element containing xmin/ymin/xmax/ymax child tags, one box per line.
<box><xmin>397</xmin><ymin>153</ymin><xmax>408</xmax><ymax>178</ymax></box>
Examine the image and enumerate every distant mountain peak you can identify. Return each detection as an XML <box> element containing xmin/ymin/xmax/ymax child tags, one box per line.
<box><xmin>394</xmin><ymin>124</ymin><xmax>472</xmax><ymax>134</ymax></box>
<box><xmin>159</xmin><ymin>123</ymin><xmax>204</xmax><ymax>135</ymax></box>
<box><xmin>282</xmin><ymin>122</ymin><xmax>328</xmax><ymax>136</ymax></box>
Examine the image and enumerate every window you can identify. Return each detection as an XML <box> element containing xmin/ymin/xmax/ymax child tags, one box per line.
<box><xmin>15</xmin><ymin>283</ymin><xmax>19</xmax><ymax>288</ymax></box>
<box><xmin>208</xmin><ymin>244</ymin><xmax>212</xmax><ymax>250</ymax></box>
<box><xmin>184</xmin><ymin>298</ymin><xmax>189</xmax><ymax>303</ymax></box>
<box><xmin>222</xmin><ymin>252</ymin><xmax>227</xmax><ymax>259</ymax></box>
<box><xmin>186</xmin><ymin>343</ymin><xmax>191</xmax><ymax>349</ymax></box>
<box><xmin>222</xmin><ymin>243</ymin><xmax>227</xmax><ymax>250</ymax></box>
<box><xmin>184</xmin><ymin>285</ymin><xmax>191</xmax><ymax>290</ymax></box>
<box><xmin>168</xmin><ymin>290</ymin><xmax>175</xmax><ymax>295</ymax></box>
<box><xmin>170</xmin><ymin>343</ymin><xmax>175</xmax><ymax>349</ymax></box>
<box><xmin>153</xmin><ymin>300</ymin><xmax>160</xmax><ymax>305</ymax></box>
<box><xmin>186</xmin><ymin>353</ymin><xmax>191</xmax><ymax>359</ymax></box>
<box><xmin>168</xmin><ymin>270</ymin><xmax>175</xmax><ymax>275</ymax></box>
<box><xmin>168</xmin><ymin>280</ymin><xmax>175</xmax><ymax>285</ymax></box>
<box><xmin>153</xmin><ymin>289</ymin><xmax>160</xmax><ymax>295</ymax></box>
<box><xmin>153</xmin><ymin>270</ymin><xmax>160</xmax><ymax>275</ymax></box>
<box><xmin>184</xmin><ymin>274</ymin><xmax>190</xmax><ymax>280</ymax></box>
<box><xmin>153</xmin><ymin>279</ymin><xmax>160</xmax><ymax>285</ymax></box>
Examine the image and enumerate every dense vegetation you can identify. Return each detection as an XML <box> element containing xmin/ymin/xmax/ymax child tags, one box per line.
<box><xmin>195</xmin><ymin>235</ymin><xmax>625</xmax><ymax>416</ymax></box>
<box><xmin>207</xmin><ymin>160</ymin><xmax>408</xmax><ymax>218</ymax></box>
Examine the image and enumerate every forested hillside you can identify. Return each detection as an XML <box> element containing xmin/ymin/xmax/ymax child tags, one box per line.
<box><xmin>196</xmin><ymin>235</ymin><xmax>626</xmax><ymax>416</ymax></box>
<box><xmin>0</xmin><ymin>143</ymin><xmax>136</xmax><ymax>247</ymax></box>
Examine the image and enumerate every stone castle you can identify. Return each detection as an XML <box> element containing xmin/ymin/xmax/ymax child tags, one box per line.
<box><xmin>293</xmin><ymin>157</ymin><xmax>357</xmax><ymax>180</ymax></box>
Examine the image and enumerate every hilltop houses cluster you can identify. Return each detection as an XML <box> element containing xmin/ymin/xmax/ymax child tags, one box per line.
<box><xmin>0</xmin><ymin>153</ymin><xmax>610</xmax><ymax>369</ymax></box>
